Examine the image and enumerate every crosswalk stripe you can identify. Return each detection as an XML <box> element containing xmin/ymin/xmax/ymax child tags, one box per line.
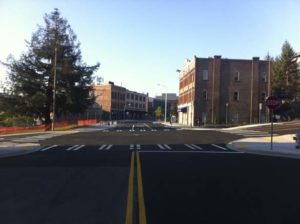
<box><xmin>163</xmin><ymin>144</ymin><xmax>172</xmax><ymax>150</ymax></box>
<box><xmin>190</xmin><ymin>144</ymin><xmax>202</xmax><ymax>150</ymax></box>
<box><xmin>106</xmin><ymin>144</ymin><xmax>113</xmax><ymax>150</ymax></box>
<box><xmin>65</xmin><ymin>145</ymin><xmax>79</xmax><ymax>151</ymax></box>
<box><xmin>98</xmin><ymin>144</ymin><xmax>107</xmax><ymax>150</ymax></box>
<box><xmin>130</xmin><ymin>144</ymin><xmax>134</xmax><ymax>150</ymax></box>
<box><xmin>157</xmin><ymin>144</ymin><xmax>165</xmax><ymax>150</ymax></box>
<box><xmin>40</xmin><ymin>145</ymin><xmax>58</xmax><ymax>152</ymax></box>
<box><xmin>184</xmin><ymin>144</ymin><xmax>196</xmax><ymax>150</ymax></box>
<box><xmin>73</xmin><ymin>145</ymin><xmax>85</xmax><ymax>151</ymax></box>
<box><xmin>211</xmin><ymin>144</ymin><xmax>227</xmax><ymax>151</ymax></box>
<box><xmin>136</xmin><ymin>144</ymin><xmax>141</xmax><ymax>150</ymax></box>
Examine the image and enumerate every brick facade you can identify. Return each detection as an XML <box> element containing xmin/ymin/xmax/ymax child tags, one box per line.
<box><xmin>178</xmin><ymin>56</ymin><xmax>272</xmax><ymax>126</ymax></box>
<box><xmin>94</xmin><ymin>82</ymin><xmax>148</xmax><ymax>120</ymax></box>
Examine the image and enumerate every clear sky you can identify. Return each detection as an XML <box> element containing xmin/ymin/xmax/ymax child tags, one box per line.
<box><xmin>0</xmin><ymin>0</ymin><xmax>300</xmax><ymax>97</ymax></box>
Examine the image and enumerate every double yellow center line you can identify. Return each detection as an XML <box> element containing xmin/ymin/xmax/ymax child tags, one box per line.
<box><xmin>125</xmin><ymin>152</ymin><xmax>147</xmax><ymax>224</ymax></box>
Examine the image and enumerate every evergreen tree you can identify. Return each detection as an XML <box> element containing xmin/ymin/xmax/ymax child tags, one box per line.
<box><xmin>2</xmin><ymin>9</ymin><xmax>99</xmax><ymax>124</ymax></box>
<box><xmin>272</xmin><ymin>41</ymin><xmax>299</xmax><ymax>100</ymax></box>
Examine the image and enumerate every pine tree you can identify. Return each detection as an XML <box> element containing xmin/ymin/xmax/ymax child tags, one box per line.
<box><xmin>2</xmin><ymin>9</ymin><xmax>100</xmax><ymax>124</ymax></box>
<box><xmin>272</xmin><ymin>41</ymin><xmax>299</xmax><ymax>100</ymax></box>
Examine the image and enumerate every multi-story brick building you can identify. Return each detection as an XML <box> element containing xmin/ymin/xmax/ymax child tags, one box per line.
<box><xmin>177</xmin><ymin>56</ymin><xmax>272</xmax><ymax>126</ymax></box>
<box><xmin>93</xmin><ymin>82</ymin><xmax>148</xmax><ymax>120</ymax></box>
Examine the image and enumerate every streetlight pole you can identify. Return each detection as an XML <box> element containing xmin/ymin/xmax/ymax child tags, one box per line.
<box><xmin>51</xmin><ymin>47</ymin><xmax>57</xmax><ymax>131</ymax></box>
<box><xmin>158</xmin><ymin>84</ymin><xmax>167</xmax><ymax>123</ymax></box>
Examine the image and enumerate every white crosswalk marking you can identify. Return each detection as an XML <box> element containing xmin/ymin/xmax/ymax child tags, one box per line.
<box><xmin>157</xmin><ymin>144</ymin><xmax>165</xmax><ymax>150</ymax></box>
<box><xmin>106</xmin><ymin>144</ymin><xmax>113</xmax><ymax>150</ymax></box>
<box><xmin>163</xmin><ymin>144</ymin><xmax>172</xmax><ymax>150</ymax></box>
<box><xmin>211</xmin><ymin>144</ymin><xmax>227</xmax><ymax>151</ymax></box>
<box><xmin>129</xmin><ymin>144</ymin><xmax>141</xmax><ymax>150</ymax></box>
<box><xmin>98</xmin><ymin>144</ymin><xmax>107</xmax><ymax>150</ymax></box>
<box><xmin>40</xmin><ymin>145</ymin><xmax>58</xmax><ymax>152</ymax></box>
<box><xmin>184</xmin><ymin>144</ymin><xmax>196</xmax><ymax>150</ymax></box>
<box><xmin>73</xmin><ymin>145</ymin><xmax>85</xmax><ymax>151</ymax></box>
<box><xmin>65</xmin><ymin>145</ymin><xmax>79</xmax><ymax>151</ymax></box>
<box><xmin>190</xmin><ymin>144</ymin><xmax>202</xmax><ymax>150</ymax></box>
<box><xmin>98</xmin><ymin>144</ymin><xmax>113</xmax><ymax>150</ymax></box>
<box><xmin>157</xmin><ymin>144</ymin><xmax>172</xmax><ymax>150</ymax></box>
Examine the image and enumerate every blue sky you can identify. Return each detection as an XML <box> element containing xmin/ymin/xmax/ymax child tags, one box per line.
<box><xmin>0</xmin><ymin>0</ymin><xmax>300</xmax><ymax>97</ymax></box>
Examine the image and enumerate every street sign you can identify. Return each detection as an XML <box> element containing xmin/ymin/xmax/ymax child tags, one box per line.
<box><xmin>266</xmin><ymin>96</ymin><xmax>281</xmax><ymax>110</ymax></box>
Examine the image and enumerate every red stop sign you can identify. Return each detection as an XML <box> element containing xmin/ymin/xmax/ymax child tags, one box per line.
<box><xmin>266</xmin><ymin>96</ymin><xmax>281</xmax><ymax>110</ymax></box>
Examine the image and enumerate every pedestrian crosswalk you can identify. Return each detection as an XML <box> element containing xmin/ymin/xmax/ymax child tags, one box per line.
<box><xmin>35</xmin><ymin>144</ymin><xmax>242</xmax><ymax>154</ymax></box>
<box><xmin>101</xmin><ymin>128</ymin><xmax>171</xmax><ymax>133</ymax></box>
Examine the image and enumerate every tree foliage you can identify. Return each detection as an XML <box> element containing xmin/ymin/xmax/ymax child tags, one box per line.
<box><xmin>272</xmin><ymin>41</ymin><xmax>299</xmax><ymax>100</ymax></box>
<box><xmin>1</xmin><ymin>9</ymin><xmax>99</xmax><ymax>124</ymax></box>
<box><xmin>155</xmin><ymin>106</ymin><xmax>162</xmax><ymax>119</ymax></box>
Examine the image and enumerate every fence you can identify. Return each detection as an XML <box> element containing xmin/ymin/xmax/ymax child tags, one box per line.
<box><xmin>0</xmin><ymin>119</ymin><xmax>98</xmax><ymax>135</ymax></box>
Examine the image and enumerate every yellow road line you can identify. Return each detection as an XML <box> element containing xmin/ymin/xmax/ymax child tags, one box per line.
<box><xmin>125</xmin><ymin>152</ymin><xmax>135</xmax><ymax>224</ymax></box>
<box><xmin>136</xmin><ymin>152</ymin><xmax>147</xmax><ymax>224</ymax></box>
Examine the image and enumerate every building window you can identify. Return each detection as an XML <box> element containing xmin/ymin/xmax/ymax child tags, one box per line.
<box><xmin>202</xmin><ymin>70</ymin><xmax>208</xmax><ymax>80</ymax></box>
<box><xmin>234</xmin><ymin>71</ymin><xmax>240</xmax><ymax>81</ymax></box>
<box><xmin>234</xmin><ymin>91</ymin><xmax>239</xmax><ymax>101</ymax></box>
<box><xmin>131</xmin><ymin>94</ymin><xmax>134</xmax><ymax>100</ymax></box>
<box><xmin>202</xmin><ymin>90</ymin><xmax>207</xmax><ymax>100</ymax></box>
<box><xmin>262</xmin><ymin>72</ymin><xmax>267</xmax><ymax>82</ymax></box>
<box><xmin>261</xmin><ymin>92</ymin><xmax>266</xmax><ymax>101</ymax></box>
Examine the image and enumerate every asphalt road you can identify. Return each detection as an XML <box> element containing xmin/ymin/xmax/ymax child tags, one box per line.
<box><xmin>1</xmin><ymin>121</ymin><xmax>300</xmax><ymax>223</ymax></box>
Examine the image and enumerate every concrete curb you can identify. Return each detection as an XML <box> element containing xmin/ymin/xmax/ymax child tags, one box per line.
<box><xmin>227</xmin><ymin>134</ymin><xmax>300</xmax><ymax>160</ymax></box>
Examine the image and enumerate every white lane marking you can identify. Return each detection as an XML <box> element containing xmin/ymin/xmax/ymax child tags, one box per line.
<box><xmin>140</xmin><ymin>151</ymin><xmax>244</xmax><ymax>154</ymax></box>
<box><xmin>40</xmin><ymin>145</ymin><xmax>58</xmax><ymax>152</ymax></box>
<box><xmin>211</xmin><ymin>144</ymin><xmax>227</xmax><ymax>151</ymax></box>
<box><xmin>136</xmin><ymin>144</ymin><xmax>141</xmax><ymax>150</ymax></box>
<box><xmin>157</xmin><ymin>144</ymin><xmax>165</xmax><ymax>150</ymax></box>
<box><xmin>151</xmin><ymin>129</ymin><xmax>157</xmax><ymax>132</ymax></box>
<box><xmin>130</xmin><ymin>144</ymin><xmax>134</xmax><ymax>150</ymax></box>
<box><xmin>73</xmin><ymin>145</ymin><xmax>85</xmax><ymax>151</ymax></box>
<box><xmin>163</xmin><ymin>144</ymin><xmax>172</xmax><ymax>150</ymax></box>
<box><xmin>184</xmin><ymin>144</ymin><xmax>196</xmax><ymax>150</ymax></box>
<box><xmin>98</xmin><ymin>144</ymin><xmax>107</xmax><ymax>150</ymax></box>
<box><xmin>106</xmin><ymin>144</ymin><xmax>113</xmax><ymax>150</ymax></box>
<box><xmin>190</xmin><ymin>144</ymin><xmax>202</xmax><ymax>150</ymax></box>
<box><xmin>65</xmin><ymin>145</ymin><xmax>79</xmax><ymax>151</ymax></box>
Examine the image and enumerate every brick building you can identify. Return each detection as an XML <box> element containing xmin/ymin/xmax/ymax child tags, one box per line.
<box><xmin>177</xmin><ymin>56</ymin><xmax>272</xmax><ymax>126</ymax></box>
<box><xmin>93</xmin><ymin>82</ymin><xmax>148</xmax><ymax>120</ymax></box>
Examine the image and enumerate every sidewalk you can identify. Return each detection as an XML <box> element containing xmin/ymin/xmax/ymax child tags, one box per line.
<box><xmin>0</xmin><ymin>142</ymin><xmax>40</xmax><ymax>158</ymax></box>
<box><xmin>227</xmin><ymin>134</ymin><xmax>300</xmax><ymax>159</ymax></box>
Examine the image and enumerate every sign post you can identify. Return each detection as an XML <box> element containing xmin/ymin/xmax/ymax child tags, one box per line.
<box><xmin>266</xmin><ymin>96</ymin><xmax>281</xmax><ymax>150</ymax></box>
